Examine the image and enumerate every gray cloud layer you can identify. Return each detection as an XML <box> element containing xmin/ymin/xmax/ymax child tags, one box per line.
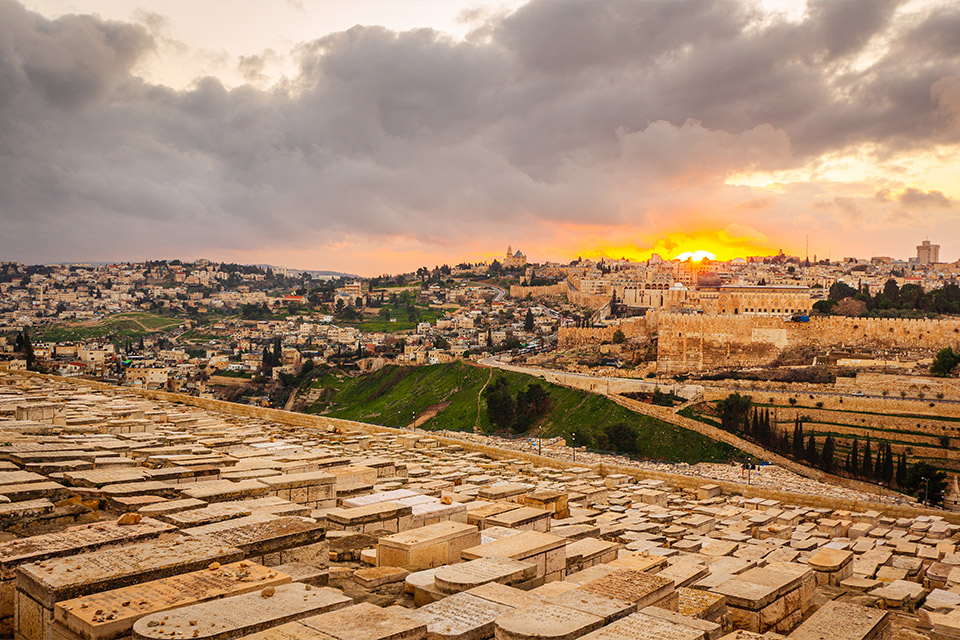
<box><xmin>0</xmin><ymin>0</ymin><xmax>958</xmax><ymax>264</ymax></box>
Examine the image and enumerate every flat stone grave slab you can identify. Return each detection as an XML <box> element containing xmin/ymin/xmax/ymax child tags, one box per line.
<box><xmin>379</xmin><ymin>522</ymin><xmax>480</xmax><ymax>569</ymax></box>
<box><xmin>461</xmin><ymin>530</ymin><xmax>564</xmax><ymax>565</ymax></box>
<box><xmin>485</xmin><ymin>507</ymin><xmax>552</xmax><ymax>532</ymax></box>
<box><xmin>0</xmin><ymin>481</ymin><xmax>74</xmax><ymax>502</ymax></box>
<box><xmin>580</xmin><ymin>569</ymin><xmax>676</xmax><ymax>610</ymax></box>
<box><xmin>63</xmin><ymin>469</ymin><xmax>150</xmax><ymax>488</ymax></box>
<box><xmin>495</xmin><ymin>603</ymin><xmax>604</xmax><ymax>640</ymax></box>
<box><xmin>131</xmin><ymin>583</ymin><xmax>350</xmax><ymax>640</ymax></box>
<box><xmin>579</xmin><ymin>610</ymin><xmax>708</xmax><ymax>640</ymax></box>
<box><xmin>404</xmin><ymin>591</ymin><xmax>513</xmax><ymax>640</ymax></box>
<box><xmin>53</xmin><ymin>561</ymin><xmax>290</xmax><ymax>640</ymax></box>
<box><xmin>16</xmin><ymin>536</ymin><xmax>244</xmax><ymax>609</ymax></box>
<box><xmin>183</xmin><ymin>516</ymin><xmax>325</xmax><ymax>558</ymax></box>
<box><xmin>341</xmin><ymin>489</ymin><xmax>419</xmax><ymax>508</ymax></box>
<box><xmin>353</xmin><ymin>567</ymin><xmax>409</xmax><ymax>589</ymax></box>
<box><xmin>137</xmin><ymin>498</ymin><xmax>207</xmax><ymax>517</ymax></box>
<box><xmin>789</xmin><ymin>600</ymin><xmax>888</xmax><ymax>640</ymax></box>
<box><xmin>164</xmin><ymin>497</ymin><xmax>309</xmax><ymax>527</ymax></box>
<box><xmin>869</xmin><ymin>579</ymin><xmax>925</xmax><ymax>610</ymax></box>
<box><xmin>434</xmin><ymin>556</ymin><xmax>536</xmax><ymax>594</ymax></box>
<box><xmin>0</xmin><ymin>518</ymin><xmax>176</xmax><ymax>580</ymax></box>
<box><xmin>0</xmin><ymin>498</ymin><xmax>54</xmax><ymax>521</ymax></box>
<box><xmin>180</xmin><ymin>480</ymin><xmax>271</xmax><ymax>503</ymax></box>
<box><xmin>297</xmin><ymin>602</ymin><xmax>426</xmax><ymax>640</ymax></box>
<box><xmin>465</xmin><ymin>502</ymin><xmax>522</xmax><ymax>529</ymax></box>
<box><xmin>236</xmin><ymin>621</ymin><xmax>336</xmax><ymax>640</ymax></box>
<box><xmin>0</xmin><ymin>471</ymin><xmax>49</xmax><ymax>486</ymax></box>
<box><xmin>465</xmin><ymin>583</ymin><xmax>546</xmax><ymax>610</ymax></box>
<box><xmin>546</xmin><ymin>588</ymin><xmax>637</xmax><ymax>624</ymax></box>
<box><xmin>325</xmin><ymin>502</ymin><xmax>413</xmax><ymax>531</ymax></box>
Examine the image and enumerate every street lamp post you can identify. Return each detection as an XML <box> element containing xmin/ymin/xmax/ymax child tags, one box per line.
<box><xmin>878</xmin><ymin>482</ymin><xmax>883</xmax><ymax>504</ymax></box>
<box><xmin>922</xmin><ymin>477</ymin><xmax>930</xmax><ymax>507</ymax></box>
<box><xmin>571</xmin><ymin>432</ymin><xmax>576</xmax><ymax>462</ymax></box>
<box><xmin>538</xmin><ymin>426</ymin><xmax>542</xmax><ymax>456</ymax></box>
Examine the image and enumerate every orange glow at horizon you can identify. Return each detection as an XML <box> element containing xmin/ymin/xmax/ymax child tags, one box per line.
<box><xmin>559</xmin><ymin>224</ymin><xmax>785</xmax><ymax>266</ymax></box>
<box><xmin>673</xmin><ymin>250</ymin><xmax>716</xmax><ymax>262</ymax></box>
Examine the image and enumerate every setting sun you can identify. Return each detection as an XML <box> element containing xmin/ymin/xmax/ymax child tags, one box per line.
<box><xmin>673</xmin><ymin>250</ymin><xmax>716</xmax><ymax>262</ymax></box>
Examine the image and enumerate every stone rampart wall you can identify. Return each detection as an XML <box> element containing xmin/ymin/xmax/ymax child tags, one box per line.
<box><xmin>509</xmin><ymin>283</ymin><xmax>567</xmax><ymax>299</ymax></box>
<box><xmin>658</xmin><ymin>314</ymin><xmax>960</xmax><ymax>374</ymax></box>
<box><xmin>557</xmin><ymin>318</ymin><xmax>653</xmax><ymax>349</ymax></box>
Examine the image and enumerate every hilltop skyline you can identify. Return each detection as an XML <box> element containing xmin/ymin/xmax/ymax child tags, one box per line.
<box><xmin>1</xmin><ymin>0</ymin><xmax>958</xmax><ymax>273</ymax></box>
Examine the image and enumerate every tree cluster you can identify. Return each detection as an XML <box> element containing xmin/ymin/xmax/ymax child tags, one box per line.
<box><xmin>814</xmin><ymin>280</ymin><xmax>960</xmax><ymax>317</ymax></box>
<box><xmin>260</xmin><ymin>337</ymin><xmax>282</xmax><ymax>375</ymax></box>
<box><xmin>483</xmin><ymin>378</ymin><xmax>553</xmax><ymax>432</ymax></box>
<box><xmin>931</xmin><ymin>347</ymin><xmax>960</xmax><ymax>377</ymax></box>
<box><xmin>712</xmin><ymin>394</ymin><xmax>948</xmax><ymax>505</ymax></box>
<box><xmin>13</xmin><ymin>329</ymin><xmax>35</xmax><ymax>370</ymax></box>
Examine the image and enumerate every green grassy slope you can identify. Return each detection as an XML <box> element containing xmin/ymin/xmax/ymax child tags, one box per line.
<box><xmin>37</xmin><ymin>312</ymin><xmax>184</xmax><ymax>343</ymax></box>
<box><xmin>303</xmin><ymin>362</ymin><xmax>742</xmax><ymax>464</ymax></box>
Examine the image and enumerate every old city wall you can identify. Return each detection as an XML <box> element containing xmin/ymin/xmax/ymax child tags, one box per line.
<box><xmin>658</xmin><ymin>314</ymin><xmax>960</xmax><ymax>374</ymax></box>
<box><xmin>508</xmin><ymin>283</ymin><xmax>608</xmax><ymax>309</ymax></box>
<box><xmin>557</xmin><ymin>317</ymin><xmax>654</xmax><ymax>349</ymax></box>
<box><xmin>567</xmin><ymin>291</ymin><xmax>613</xmax><ymax>308</ymax></box>
<box><xmin>12</xmin><ymin>370</ymin><xmax>960</xmax><ymax>522</ymax></box>
<box><xmin>486</xmin><ymin>360</ymin><xmax>699</xmax><ymax>399</ymax></box>
<box><xmin>509</xmin><ymin>283</ymin><xmax>567</xmax><ymax>298</ymax></box>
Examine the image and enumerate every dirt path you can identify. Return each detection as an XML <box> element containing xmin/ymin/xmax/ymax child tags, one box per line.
<box><xmin>475</xmin><ymin>369</ymin><xmax>494</xmax><ymax>432</ymax></box>
<box><xmin>406</xmin><ymin>400</ymin><xmax>451</xmax><ymax>429</ymax></box>
<box><xmin>283</xmin><ymin>386</ymin><xmax>300</xmax><ymax>411</ymax></box>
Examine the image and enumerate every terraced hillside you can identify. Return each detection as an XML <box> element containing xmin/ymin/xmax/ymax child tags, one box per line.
<box><xmin>301</xmin><ymin>362</ymin><xmax>742</xmax><ymax>464</ymax></box>
<box><xmin>684</xmin><ymin>397</ymin><xmax>960</xmax><ymax>473</ymax></box>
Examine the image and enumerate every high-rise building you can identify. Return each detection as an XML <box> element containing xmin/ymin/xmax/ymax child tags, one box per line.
<box><xmin>916</xmin><ymin>240</ymin><xmax>940</xmax><ymax>265</ymax></box>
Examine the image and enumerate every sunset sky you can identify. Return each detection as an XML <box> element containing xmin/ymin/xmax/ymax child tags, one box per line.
<box><xmin>1</xmin><ymin>0</ymin><xmax>958</xmax><ymax>275</ymax></box>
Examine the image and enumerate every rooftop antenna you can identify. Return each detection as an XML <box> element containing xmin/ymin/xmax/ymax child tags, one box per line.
<box><xmin>805</xmin><ymin>236</ymin><xmax>809</xmax><ymax>262</ymax></box>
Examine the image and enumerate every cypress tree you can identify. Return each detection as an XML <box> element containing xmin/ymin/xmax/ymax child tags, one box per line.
<box><xmin>821</xmin><ymin>435</ymin><xmax>835</xmax><ymax>473</ymax></box>
<box><xmin>874</xmin><ymin>443</ymin><xmax>883</xmax><ymax>479</ymax></box>
<box><xmin>849</xmin><ymin>439</ymin><xmax>859</xmax><ymax>474</ymax></box>
<box><xmin>861</xmin><ymin>440</ymin><xmax>873</xmax><ymax>478</ymax></box>
<box><xmin>272</xmin><ymin>337</ymin><xmax>282</xmax><ymax>366</ymax></box>
<box><xmin>882</xmin><ymin>444</ymin><xmax>894</xmax><ymax>483</ymax></box>
<box><xmin>792</xmin><ymin>420</ymin><xmax>804</xmax><ymax>459</ymax></box>
<box><xmin>806</xmin><ymin>434</ymin><xmax>818</xmax><ymax>466</ymax></box>
<box><xmin>22</xmin><ymin>328</ymin><xmax>34</xmax><ymax>369</ymax></box>
<box><xmin>896</xmin><ymin>453</ymin><xmax>907</xmax><ymax>487</ymax></box>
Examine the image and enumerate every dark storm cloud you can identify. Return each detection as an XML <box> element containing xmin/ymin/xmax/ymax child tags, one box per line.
<box><xmin>0</xmin><ymin>0</ymin><xmax>958</xmax><ymax>263</ymax></box>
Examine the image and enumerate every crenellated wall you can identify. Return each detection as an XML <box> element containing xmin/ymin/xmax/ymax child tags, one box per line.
<box><xmin>509</xmin><ymin>282</ymin><xmax>568</xmax><ymax>298</ymax></box>
<box><xmin>657</xmin><ymin>314</ymin><xmax>960</xmax><ymax>374</ymax></box>
<box><xmin>557</xmin><ymin>318</ymin><xmax>654</xmax><ymax>349</ymax></box>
